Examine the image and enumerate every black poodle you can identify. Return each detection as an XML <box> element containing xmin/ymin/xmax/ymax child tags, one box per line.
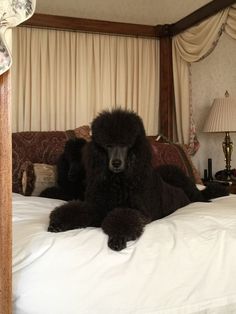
<box><xmin>40</xmin><ymin>138</ymin><xmax>87</xmax><ymax>201</ymax></box>
<box><xmin>48</xmin><ymin>109</ymin><xmax>228</xmax><ymax>251</ymax></box>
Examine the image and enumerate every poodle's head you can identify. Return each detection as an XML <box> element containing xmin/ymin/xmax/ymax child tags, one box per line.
<box><xmin>90</xmin><ymin>109</ymin><xmax>151</xmax><ymax>174</ymax></box>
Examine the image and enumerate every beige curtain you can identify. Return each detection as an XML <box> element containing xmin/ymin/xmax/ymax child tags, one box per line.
<box><xmin>12</xmin><ymin>27</ymin><xmax>159</xmax><ymax>135</ymax></box>
<box><xmin>172</xmin><ymin>5</ymin><xmax>236</xmax><ymax>153</ymax></box>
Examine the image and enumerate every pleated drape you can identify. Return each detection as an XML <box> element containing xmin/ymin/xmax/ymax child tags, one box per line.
<box><xmin>12</xmin><ymin>27</ymin><xmax>159</xmax><ymax>135</ymax></box>
<box><xmin>172</xmin><ymin>4</ymin><xmax>236</xmax><ymax>153</ymax></box>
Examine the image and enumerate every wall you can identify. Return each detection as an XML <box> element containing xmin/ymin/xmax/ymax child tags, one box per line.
<box><xmin>191</xmin><ymin>32</ymin><xmax>236</xmax><ymax>178</ymax></box>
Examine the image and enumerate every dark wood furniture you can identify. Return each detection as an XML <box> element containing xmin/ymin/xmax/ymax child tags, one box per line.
<box><xmin>230</xmin><ymin>181</ymin><xmax>236</xmax><ymax>194</ymax></box>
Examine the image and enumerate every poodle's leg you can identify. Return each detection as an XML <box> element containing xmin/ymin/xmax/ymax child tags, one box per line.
<box><xmin>155</xmin><ymin>165</ymin><xmax>205</xmax><ymax>202</ymax></box>
<box><xmin>160</xmin><ymin>182</ymin><xmax>190</xmax><ymax>217</ymax></box>
<box><xmin>101</xmin><ymin>208</ymin><xmax>148</xmax><ymax>251</ymax></box>
<box><xmin>156</xmin><ymin>165</ymin><xmax>229</xmax><ymax>201</ymax></box>
<box><xmin>40</xmin><ymin>186</ymin><xmax>72</xmax><ymax>201</ymax></box>
<box><xmin>202</xmin><ymin>181</ymin><xmax>229</xmax><ymax>200</ymax></box>
<box><xmin>48</xmin><ymin>201</ymin><xmax>100</xmax><ymax>232</ymax></box>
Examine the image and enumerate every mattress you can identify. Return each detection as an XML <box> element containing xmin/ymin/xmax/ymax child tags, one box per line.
<box><xmin>12</xmin><ymin>192</ymin><xmax>236</xmax><ymax>314</ymax></box>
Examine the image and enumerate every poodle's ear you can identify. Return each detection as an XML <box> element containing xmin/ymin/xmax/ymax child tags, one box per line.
<box><xmin>130</xmin><ymin>114</ymin><xmax>151</xmax><ymax>163</ymax></box>
<box><xmin>63</xmin><ymin>138</ymin><xmax>87</xmax><ymax>161</ymax></box>
<box><xmin>83</xmin><ymin>142</ymin><xmax>108</xmax><ymax>178</ymax></box>
<box><xmin>126</xmin><ymin>134</ymin><xmax>152</xmax><ymax>179</ymax></box>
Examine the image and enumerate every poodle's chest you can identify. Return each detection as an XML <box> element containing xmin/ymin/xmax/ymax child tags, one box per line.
<box><xmin>106</xmin><ymin>178</ymin><xmax>130</xmax><ymax>205</ymax></box>
<box><xmin>96</xmin><ymin>175</ymin><xmax>134</xmax><ymax>207</ymax></box>
<box><xmin>86</xmin><ymin>173</ymin><xmax>144</xmax><ymax>210</ymax></box>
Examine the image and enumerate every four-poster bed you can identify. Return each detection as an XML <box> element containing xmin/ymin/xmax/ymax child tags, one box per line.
<box><xmin>0</xmin><ymin>70</ymin><xmax>12</xmax><ymax>314</ymax></box>
<box><xmin>1</xmin><ymin>0</ymin><xmax>236</xmax><ymax>313</ymax></box>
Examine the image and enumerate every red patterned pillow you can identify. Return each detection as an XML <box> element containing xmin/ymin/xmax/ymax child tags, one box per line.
<box><xmin>148</xmin><ymin>138</ymin><xmax>202</xmax><ymax>184</ymax></box>
<box><xmin>74</xmin><ymin>125</ymin><xmax>91</xmax><ymax>141</ymax></box>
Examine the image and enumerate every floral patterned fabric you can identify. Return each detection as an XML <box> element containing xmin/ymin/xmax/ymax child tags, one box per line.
<box><xmin>0</xmin><ymin>0</ymin><xmax>35</xmax><ymax>75</ymax></box>
<box><xmin>12</xmin><ymin>126</ymin><xmax>91</xmax><ymax>193</ymax></box>
<box><xmin>12</xmin><ymin>131</ymin><xmax>75</xmax><ymax>193</ymax></box>
<box><xmin>18</xmin><ymin>162</ymin><xmax>58</xmax><ymax>196</ymax></box>
<box><xmin>18</xmin><ymin>160</ymin><xmax>35</xmax><ymax>195</ymax></box>
<box><xmin>74</xmin><ymin>125</ymin><xmax>91</xmax><ymax>141</ymax></box>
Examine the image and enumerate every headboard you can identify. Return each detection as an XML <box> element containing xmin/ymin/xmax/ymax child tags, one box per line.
<box><xmin>12</xmin><ymin>131</ymin><xmax>202</xmax><ymax>196</ymax></box>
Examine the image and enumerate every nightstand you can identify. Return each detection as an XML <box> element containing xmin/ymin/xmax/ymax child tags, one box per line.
<box><xmin>229</xmin><ymin>181</ymin><xmax>236</xmax><ymax>194</ymax></box>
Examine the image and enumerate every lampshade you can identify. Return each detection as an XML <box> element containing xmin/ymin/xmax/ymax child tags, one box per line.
<box><xmin>203</xmin><ymin>96</ymin><xmax>236</xmax><ymax>133</ymax></box>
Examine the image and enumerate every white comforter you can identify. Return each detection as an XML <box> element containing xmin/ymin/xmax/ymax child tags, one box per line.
<box><xmin>13</xmin><ymin>193</ymin><xmax>236</xmax><ymax>314</ymax></box>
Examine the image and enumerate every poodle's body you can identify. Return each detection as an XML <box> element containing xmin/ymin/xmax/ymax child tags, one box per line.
<box><xmin>40</xmin><ymin>138</ymin><xmax>87</xmax><ymax>201</ymax></box>
<box><xmin>48</xmin><ymin>109</ymin><xmax>228</xmax><ymax>251</ymax></box>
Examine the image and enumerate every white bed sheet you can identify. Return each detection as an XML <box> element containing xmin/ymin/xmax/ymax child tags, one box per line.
<box><xmin>12</xmin><ymin>193</ymin><xmax>236</xmax><ymax>314</ymax></box>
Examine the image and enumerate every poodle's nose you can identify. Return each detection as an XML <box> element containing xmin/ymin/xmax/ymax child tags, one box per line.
<box><xmin>111</xmin><ymin>159</ymin><xmax>122</xmax><ymax>168</ymax></box>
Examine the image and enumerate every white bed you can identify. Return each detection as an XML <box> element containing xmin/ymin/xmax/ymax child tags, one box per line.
<box><xmin>13</xmin><ymin>192</ymin><xmax>236</xmax><ymax>314</ymax></box>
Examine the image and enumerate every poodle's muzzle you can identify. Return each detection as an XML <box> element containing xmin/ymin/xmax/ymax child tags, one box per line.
<box><xmin>107</xmin><ymin>146</ymin><xmax>128</xmax><ymax>173</ymax></box>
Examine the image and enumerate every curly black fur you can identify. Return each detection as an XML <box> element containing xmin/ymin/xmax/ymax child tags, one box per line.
<box><xmin>40</xmin><ymin>138</ymin><xmax>87</xmax><ymax>201</ymax></box>
<box><xmin>48</xmin><ymin>109</ymin><xmax>229</xmax><ymax>251</ymax></box>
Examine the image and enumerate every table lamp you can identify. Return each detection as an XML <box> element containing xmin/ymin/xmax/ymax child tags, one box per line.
<box><xmin>203</xmin><ymin>91</ymin><xmax>236</xmax><ymax>181</ymax></box>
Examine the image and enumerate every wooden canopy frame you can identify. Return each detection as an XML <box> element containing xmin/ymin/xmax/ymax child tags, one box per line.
<box><xmin>0</xmin><ymin>71</ymin><xmax>12</xmax><ymax>314</ymax></box>
<box><xmin>1</xmin><ymin>1</ymin><xmax>236</xmax><ymax>313</ymax></box>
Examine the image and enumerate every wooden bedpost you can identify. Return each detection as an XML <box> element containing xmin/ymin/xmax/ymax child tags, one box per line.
<box><xmin>0</xmin><ymin>70</ymin><xmax>12</xmax><ymax>314</ymax></box>
<box><xmin>159</xmin><ymin>29</ymin><xmax>174</xmax><ymax>141</ymax></box>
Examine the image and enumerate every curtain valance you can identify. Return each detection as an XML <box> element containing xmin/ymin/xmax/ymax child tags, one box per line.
<box><xmin>172</xmin><ymin>4</ymin><xmax>236</xmax><ymax>154</ymax></box>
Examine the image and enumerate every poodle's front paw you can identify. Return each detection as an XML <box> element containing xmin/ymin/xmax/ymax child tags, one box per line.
<box><xmin>48</xmin><ymin>209</ymin><xmax>71</xmax><ymax>233</ymax></box>
<box><xmin>47</xmin><ymin>200</ymin><xmax>98</xmax><ymax>232</ymax></box>
<box><xmin>47</xmin><ymin>201</ymin><xmax>81</xmax><ymax>233</ymax></box>
<box><xmin>48</xmin><ymin>221</ymin><xmax>65</xmax><ymax>233</ymax></box>
<box><xmin>108</xmin><ymin>235</ymin><xmax>127</xmax><ymax>251</ymax></box>
<box><xmin>102</xmin><ymin>207</ymin><xmax>147</xmax><ymax>251</ymax></box>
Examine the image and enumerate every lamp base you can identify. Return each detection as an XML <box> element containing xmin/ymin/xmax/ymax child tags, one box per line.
<box><xmin>222</xmin><ymin>132</ymin><xmax>233</xmax><ymax>180</ymax></box>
